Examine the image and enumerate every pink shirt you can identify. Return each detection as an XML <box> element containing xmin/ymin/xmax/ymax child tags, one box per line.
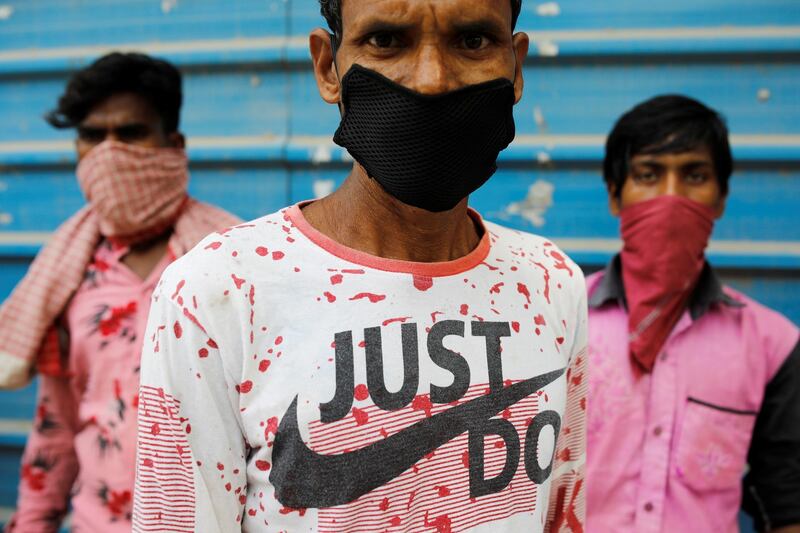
<box><xmin>585</xmin><ymin>261</ymin><xmax>799</xmax><ymax>533</ymax></box>
<box><xmin>7</xmin><ymin>241</ymin><xmax>172</xmax><ymax>533</ymax></box>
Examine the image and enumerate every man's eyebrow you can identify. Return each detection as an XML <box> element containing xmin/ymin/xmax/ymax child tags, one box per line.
<box><xmin>355</xmin><ymin>20</ymin><xmax>414</xmax><ymax>36</ymax></box>
<box><xmin>682</xmin><ymin>160</ymin><xmax>714</xmax><ymax>168</ymax></box>
<box><xmin>452</xmin><ymin>19</ymin><xmax>507</xmax><ymax>36</ymax></box>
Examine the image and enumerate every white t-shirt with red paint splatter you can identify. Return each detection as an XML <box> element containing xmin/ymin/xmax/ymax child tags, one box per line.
<box><xmin>133</xmin><ymin>203</ymin><xmax>588</xmax><ymax>533</ymax></box>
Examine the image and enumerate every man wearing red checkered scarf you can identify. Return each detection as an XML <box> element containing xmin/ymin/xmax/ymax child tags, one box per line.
<box><xmin>0</xmin><ymin>52</ymin><xmax>240</xmax><ymax>532</ymax></box>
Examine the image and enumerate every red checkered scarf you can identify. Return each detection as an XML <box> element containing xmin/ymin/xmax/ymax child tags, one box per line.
<box><xmin>0</xmin><ymin>141</ymin><xmax>241</xmax><ymax>388</ymax></box>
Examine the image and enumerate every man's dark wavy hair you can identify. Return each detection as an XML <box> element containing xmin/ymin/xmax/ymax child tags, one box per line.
<box><xmin>46</xmin><ymin>52</ymin><xmax>182</xmax><ymax>133</ymax></box>
<box><xmin>319</xmin><ymin>0</ymin><xmax>523</xmax><ymax>47</ymax></box>
<box><xmin>604</xmin><ymin>94</ymin><xmax>733</xmax><ymax>198</ymax></box>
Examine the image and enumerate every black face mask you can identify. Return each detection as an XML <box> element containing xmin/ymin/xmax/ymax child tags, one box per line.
<box><xmin>333</xmin><ymin>64</ymin><xmax>516</xmax><ymax>212</ymax></box>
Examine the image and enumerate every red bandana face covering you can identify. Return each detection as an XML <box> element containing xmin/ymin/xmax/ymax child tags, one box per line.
<box><xmin>620</xmin><ymin>195</ymin><xmax>717</xmax><ymax>372</ymax></box>
<box><xmin>77</xmin><ymin>140</ymin><xmax>189</xmax><ymax>245</ymax></box>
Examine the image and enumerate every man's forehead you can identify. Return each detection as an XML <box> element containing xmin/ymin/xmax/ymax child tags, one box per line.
<box><xmin>342</xmin><ymin>0</ymin><xmax>511</xmax><ymax>31</ymax></box>
<box><xmin>631</xmin><ymin>148</ymin><xmax>714</xmax><ymax>164</ymax></box>
<box><xmin>81</xmin><ymin>93</ymin><xmax>157</xmax><ymax>127</ymax></box>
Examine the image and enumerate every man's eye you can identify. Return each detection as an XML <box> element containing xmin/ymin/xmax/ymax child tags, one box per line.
<box><xmin>78</xmin><ymin>129</ymin><xmax>105</xmax><ymax>143</ymax></box>
<box><xmin>368</xmin><ymin>33</ymin><xmax>398</xmax><ymax>48</ymax></box>
<box><xmin>118</xmin><ymin>127</ymin><xmax>149</xmax><ymax>141</ymax></box>
<box><xmin>685</xmin><ymin>173</ymin><xmax>708</xmax><ymax>184</ymax></box>
<box><xmin>463</xmin><ymin>34</ymin><xmax>486</xmax><ymax>50</ymax></box>
<box><xmin>634</xmin><ymin>172</ymin><xmax>658</xmax><ymax>183</ymax></box>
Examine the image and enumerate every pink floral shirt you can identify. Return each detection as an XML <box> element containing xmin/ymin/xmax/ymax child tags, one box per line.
<box><xmin>7</xmin><ymin>240</ymin><xmax>172</xmax><ymax>533</ymax></box>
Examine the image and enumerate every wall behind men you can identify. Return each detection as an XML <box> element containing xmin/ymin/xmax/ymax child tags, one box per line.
<box><xmin>0</xmin><ymin>0</ymin><xmax>798</xmax><ymax>528</ymax></box>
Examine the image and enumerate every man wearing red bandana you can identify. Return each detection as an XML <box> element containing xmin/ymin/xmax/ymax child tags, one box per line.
<box><xmin>586</xmin><ymin>95</ymin><xmax>800</xmax><ymax>533</ymax></box>
<box><xmin>0</xmin><ymin>53</ymin><xmax>239</xmax><ymax>532</ymax></box>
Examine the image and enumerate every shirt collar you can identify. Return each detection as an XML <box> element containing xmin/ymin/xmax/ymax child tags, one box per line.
<box><xmin>588</xmin><ymin>254</ymin><xmax>745</xmax><ymax>320</ymax></box>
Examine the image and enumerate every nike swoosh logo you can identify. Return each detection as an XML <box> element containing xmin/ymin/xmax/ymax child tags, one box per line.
<box><xmin>269</xmin><ymin>367</ymin><xmax>565</xmax><ymax>508</ymax></box>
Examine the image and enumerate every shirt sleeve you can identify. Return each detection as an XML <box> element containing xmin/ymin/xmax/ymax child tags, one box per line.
<box><xmin>742</xmin><ymin>338</ymin><xmax>800</xmax><ymax>532</ymax></box>
<box><xmin>132</xmin><ymin>276</ymin><xmax>248</xmax><ymax>533</ymax></box>
<box><xmin>6</xmin><ymin>375</ymin><xmax>79</xmax><ymax>533</ymax></box>
<box><xmin>546</xmin><ymin>272</ymin><xmax>588</xmax><ymax>533</ymax></box>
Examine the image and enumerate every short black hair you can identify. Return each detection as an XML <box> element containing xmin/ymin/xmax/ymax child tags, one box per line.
<box><xmin>603</xmin><ymin>94</ymin><xmax>733</xmax><ymax>198</ymax></box>
<box><xmin>46</xmin><ymin>52</ymin><xmax>183</xmax><ymax>133</ymax></box>
<box><xmin>319</xmin><ymin>0</ymin><xmax>523</xmax><ymax>48</ymax></box>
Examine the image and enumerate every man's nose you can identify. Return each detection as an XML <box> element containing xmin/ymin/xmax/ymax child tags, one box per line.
<box><xmin>661</xmin><ymin>173</ymin><xmax>684</xmax><ymax>197</ymax></box>
<box><xmin>406</xmin><ymin>44</ymin><xmax>457</xmax><ymax>95</ymax></box>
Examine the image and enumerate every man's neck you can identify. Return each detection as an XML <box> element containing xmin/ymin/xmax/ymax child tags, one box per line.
<box><xmin>301</xmin><ymin>165</ymin><xmax>482</xmax><ymax>263</ymax></box>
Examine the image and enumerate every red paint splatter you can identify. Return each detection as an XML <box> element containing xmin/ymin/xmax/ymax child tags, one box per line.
<box><xmin>330</xmin><ymin>274</ymin><xmax>343</xmax><ymax>285</ymax></box>
<box><xmin>407</xmin><ymin>490</ymin><xmax>417</xmax><ymax>509</ymax></box>
<box><xmin>265</xmin><ymin>417</ymin><xmax>278</xmax><ymax>443</ymax></box>
<box><xmin>480</xmin><ymin>262</ymin><xmax>499</xmax><ymax>271</ymax></box>
<box><xmin>431</xmin><ymin>311</ymin><xmax>444</xmax><ymax>323</ymax></box>
<box><xmin>207</xmin><ymin>339</ymin><xmax>218</xmax><ymax>349</ymax></box>
<box><xmin>517</xmin><ymin>282</ymin><xmax>531</xmax><ymax>305</ymax></box>
<box><xmin>534</xmin><ymin>314</ymin><xmax>547</xmax><ymax>326</ymax></box>
<box><xmin>412</xmin><ymin>395</ymin><xmax>433</xmax><ymax>417</ymax></box>
<box><xmin>559</xmin><ymin>448</ymin><xmax>572</xmax><ymax>462</ymax></box>
<box><xmin>459</xmin><ymin>304</ymin><xmax>469</xmax><ymax>316</ymax></box>
<box><xmin>231</xmin><ymin>274</ymin><xmax>246</xmax><ymax>290</ymax></box>
<box><xmin>550</xmin><ymin>250</ymin><xmax>574</xmax><ymax>276</ymax></box>
<box><xmin>461</xmin><ymin>450</ymin><xmax>470</xmax><ymax>468</ymax></box>
<box><xmin>424</xmin><ymin>511</ymin><xmax>453</xmax><ymax>533</ymax></box>
<box><xmin>382</xmin><ymin>316</ymin><xmax>411</xmax><ymax>327</ymax></box>
<box><xmin>511</xmin><ymin>321</ymin><xmax>520</xmax><ymax>333</ymax></box>
<box><xmin>258</xmin><ymin>359</ymin><xmax>271</xmax><ymax>372</ymax></box>
<box><xmin>249</xmin><ymin>285</ymin><xmax>256</xmax><ymax>306</ymax></box>
<box><xmin>489</xmin><ymin>282</ymin><xmax>504</xmax><ymax>294</ymax></box>
<box><xmin>150</xmin><ymin>423</ymin><xmax>160</xmax><ymax>436</ymax></box>
<box><xmin>342</xmin><ymin>269</ymin><xmax>365</xmax><ymax>275</ymax></box>
<box><xmin>556</xmin><ymin>337</ymin><xmax>565</xmax><ymax>345</ymax></box>
<box><xmin>172</xmin><ymin>320</ymin><xmax>183</xmax><ymax>339</ymax></box>
<box><xmin>352</xmin><ymin>407</ymin><xmax>369</xmax><ymax>426</ymax></box>
<box><xmin>379</xmin><ymin>497</ymin><xmax>390</xmax><ymax>512</ymax></box>
<box><xmin>217</xmin><ymin>462</ymin><xmax>225</xmax><ymax>470</ymax></box>
<box><xmin>272</xmin><ymin>251</ymin><xmax>285</xmax><ymax>260</ymax></box>
<box><xmin>275</xmin><ymin>336</ymin><xmax>283</xmax><ymax>345</ymax></box>
<box><xmin>437</xmin><ymin>486</ymin><xmax>451</xmax><ymax>497</ymax></box>
<box><xmin>389</xmin><ymin>516</ymin><xmax>402</xmax><ymax>527</ymax></box>
<box><xmin>256</xmin><ymin>460</ymin><xmax>271</xmax><ymax>471</ymax></box>
<box><xmin>182</xmin><ymin>308</ymin><xmax>208</xmax><ymax>335</ymax></box>
<box><xmin>204</xmin><ymin>242</ymin><xmax>222</xmax><ymax>250</ymax></box>
<box><xmin>350</xmin><ymin>293</ymin><xmax>386</xmax><ymax>303</ymax></box>
<box><xmin>198</xmin><ymin>348</ymin><xmax>209</xmax><ymax>358</ymax></box>
<box><xmin>171</xmin><ymin>280</ymin><xmax>186</xmax><ymax>300</ymax></box>
<box><xmin>354</xmin><ymin>384</ymin><xmax>369</xmax><ymax>401</ymax></box>
<box><xmin>322</xmin><ymin>291</ymin><xmax>336</xmax><ymax>303</ymax></box>
<box><xmin>142</xmin><ymin>458</ymin><xmax>154</xmax><ymax>468</ymax></box>
<box><xmin>237</xmin><ymin>380</ymin><xmax>253</xmax><ymax>394</ymax></box>
<box><xmin>413</xmin><ymin>275</ymin><xmax>433</xmax><ymax>291</ymax></box>
<box><xmin>533</xmin><ymin>261</ymin><xmax>552</xmax><ymax>304</ymax></box>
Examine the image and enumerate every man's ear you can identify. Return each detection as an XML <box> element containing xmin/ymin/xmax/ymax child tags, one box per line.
<box><xmin>168</xmin><ymin>132</ymin><xmax>186</xmax><ymax>149</ymax></box>
<box><xmin>608</xmin><ymin>186</ymin><xmax>621</xmax><ymax>217</ymax></box>
<box><xmin>714</xmin><ymin>194</ymin><xmax>727</xmax><ymax>220</ymax></box>
<box><xmin>511</xmin><ymin>32</ymin><xmax>529</xmax><ymax>104</ymax></box>
<box><xmin>310</xmin><ymin>28</ymin><xmax>341</xmax><ymax>104</ymax></box>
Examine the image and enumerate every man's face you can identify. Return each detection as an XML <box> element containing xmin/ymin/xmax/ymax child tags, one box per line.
<box><xmin>76</xmin><ymin>92</ymin><xmax>183</xmax><ymax>161</ymax></box>
<box><xmin>310</xmin><ymin>0</ymin><xmax>529</xmax><ymax>103</ymax></box>
<box><xmin>609</xmin><ymin>146</ymin><xmax>726</xmax><ymax>219</ymax></box>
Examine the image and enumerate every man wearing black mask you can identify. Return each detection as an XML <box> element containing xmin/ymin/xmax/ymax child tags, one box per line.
<box><xmin>133</xmin><ymin>1</ymin><xmax>588</xmax><ymax>531</ymax></box>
